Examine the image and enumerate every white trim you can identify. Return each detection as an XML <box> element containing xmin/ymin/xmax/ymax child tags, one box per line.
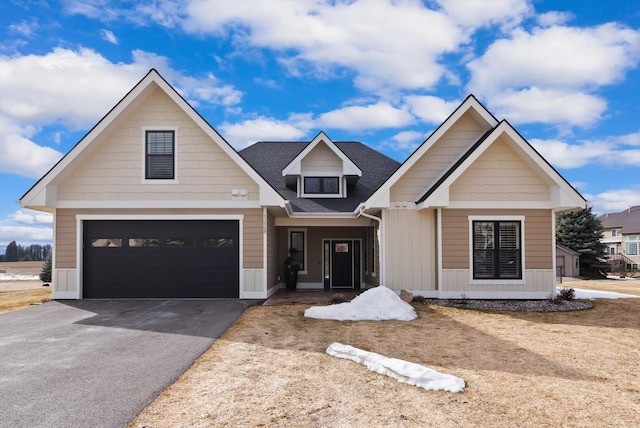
<box><xmin>51</xmin><ymin>291</ymin><xmax>79</xmax><ymax>299</ymax></box>
<box><xmin>300</xmin><ymin>175</ymin><xmax>344</xmax><ymax>198</ymax></box>
<box><xmin>468</xmin><ymin>215</ymin><xmax>526</xmax><ymax>285</ymax></box>
<box><xmin>275</xmin><ymin>216</ymin><xmax>370</xmax><ymax>227</ymax></box>
<box><xmin>287</xmin><ymin>227</ymin><xmax>308</xmax><ymax>275</ymax></box>
<box><xmin>75</xmin><ymin>214</ymin><xmax>244</xmax><ymax>299</ymax></box>
<box><xmin>56</xmin><ymin>200</ymin><xmax>261</xmax><ymax>209</ymax></box>
<box><xmin>437</xmin><ymin>207</ymin><xmax>443</xmax><ymax>292</ymax></box>
<box><xmin>141</xmin><ymin>126</ymin><xmax>179</xmax><ymax>184</ymax></box>
<box><xmin>262</xmin><ymin>207</ymin><xmax>268</xmax><ymax>296</ymax></box>
<box><xmin>432</xmin><ymin>201</ymin><xmax>555</xmax><ymax>210</ymax></box>
<box><xmin>282</xmin><ymin>131</ymin><xmax>362</xmax><ymax>177</ymax></box>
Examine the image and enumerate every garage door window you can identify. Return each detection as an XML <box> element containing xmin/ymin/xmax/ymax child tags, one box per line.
<box><xmin>129</xmin><ymin>238</ymin><xmax>160</xmax><ymax>247</ymax></box>
<box><xmin>166</xmin><ymin>238</ymin><xmax>196</xmax><ymax>247</ymax></box>
<box><xmin>203</xmin><ymin>238</ymin><xmax>234</xmax><ymax>247</ymax></box>
<box><xmin>91</xmin><ymin>239</ymin><xmax>122</xmax><ymax>247</ymax></box>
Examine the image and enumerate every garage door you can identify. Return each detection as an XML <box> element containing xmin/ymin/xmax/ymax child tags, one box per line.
<box><xmin>83</xmin><ymin>220</ymin><xmax>239</xmax><ymax>298</ymax></box>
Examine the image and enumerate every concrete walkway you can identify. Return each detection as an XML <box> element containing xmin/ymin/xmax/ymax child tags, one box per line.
<box><xmin>0</xmin><ymin>299</ymin><xmax>258</xmax><ymax>428</ymax></box>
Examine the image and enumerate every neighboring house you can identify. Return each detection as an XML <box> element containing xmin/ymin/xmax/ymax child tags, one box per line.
<box><xmin>19</xmin><ymin>70</ymin><xmax>586</xmax><ymax>300</ymax></box>
<box><xmin>599</xmin><ymin>206</ymin><xmax>640</xmax><ymax>273</ymax></box>
<box><xmin>555</xmin><ymin>245</ymin><xmax>580</xmax><ymax>278</ymax></box>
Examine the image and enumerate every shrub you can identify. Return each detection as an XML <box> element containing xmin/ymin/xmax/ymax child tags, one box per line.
<box><xmin>411</xmin><ymin>295</ymin><xmax>426</xmax><ymax>304</ymax></box>
<box><xmin>558</xmin><ymin>287</ymin><xmax>575</xmax><ymax>301</ymax></box>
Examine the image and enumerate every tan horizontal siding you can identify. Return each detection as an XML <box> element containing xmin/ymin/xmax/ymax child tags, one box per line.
<box><xmin>450</xmin><ymin>137</ymin><xmax>550</xmax><ymax>202</ymax></box>
<box><xmin>441</xmin><ymin>209</ymin><xmax>553</xmax><ymax>270</ymax></box>
<box><xmin>301</xmin><ymin>143</ymin><xmax>342</xmax><ymax>174</ymax></box>
<box><xmin>391</xmin><ymin>112</ymin><xmax>489</xmax><ymax>201</ymax></box>
<box><xmin>56</xmin><ymin>86</ymin><xmax>259</xmax><ymax>202</ymax></box>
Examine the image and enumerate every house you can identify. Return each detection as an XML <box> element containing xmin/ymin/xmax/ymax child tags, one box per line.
<box><xmin>599</xmin><ymin>206</ymin><xmax>640</xmax><ymax>273</ymax></box>
<box><xmin>19</xmin><ymin>69</ymin><xmax>586</xmax><ymax>300</ymax></box>
<box><xmin>555</xmin><ymin>244</ymin><xmax>580</xmax><ymax>278</ymax></box>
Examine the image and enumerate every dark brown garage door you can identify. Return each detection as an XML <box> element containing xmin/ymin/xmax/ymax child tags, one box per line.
<box><xmin>83</xmin><ymin>220</ymin><xmax>239</xmax><ymax>298</ymax></box>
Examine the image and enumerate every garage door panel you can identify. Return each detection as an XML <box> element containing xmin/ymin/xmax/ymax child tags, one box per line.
<box><xmin>84</xmin><ymin>220</ymin><xmax>239</xmax><ymax>298</ymax></box>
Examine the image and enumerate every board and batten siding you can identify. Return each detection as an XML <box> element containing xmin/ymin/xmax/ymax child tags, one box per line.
<box><xmin>440</xmin><ymin>208</ymin><xmax>554</xmax><ymax>296</ymax></box>
<box><xmin>300</xmin><ymin>142</ymin><xmax>343</xmax><ymax>174</ymax></box>
<box><xmin>52</xmin><ymin>208</ymin><xmax>264</xmax><ymax>295</ymax></box>
<box><xmin>390</xmin><ymin>112</ymin><xmax>490</xmax><ymax>202</ymax></box>
<box><xmin>56</xmin><ymin>86</ymin><xmax>259</xmax><ymax>202</ymax></box>
<box><xmin>384</xmin><ymin>208</ymin><xmax>437</xmax><ymax>292</ymax></box>
<box><xmin>449</xmin><ymin>137</ymin><xmax>550</xmax><ymax>202</ymax></box>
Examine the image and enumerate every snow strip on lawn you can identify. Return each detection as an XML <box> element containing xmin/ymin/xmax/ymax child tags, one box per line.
<box><xmin>0</xmin><ymin>274</ymin><xmax>39</xmax><ymax>281</ymax></box>
<box><xmin>327</xmin><ymin>342</ymin><xmax>465</xmax><ymax>393</ymax></box>
<box><xmin>304</xmin><ymin>286</ymin><xmax>417</xmax><ymax>321</ymax></box>
<box><xmin>573</xmin><ymin>288</ymin><xmax>639</xmax><ymax>300</ymax></box>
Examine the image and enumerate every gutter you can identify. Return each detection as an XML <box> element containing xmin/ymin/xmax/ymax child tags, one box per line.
<box><xmin>356</xmin><ymin>204</ymin><xmax>384</xmax><ymax>287</ymax></box>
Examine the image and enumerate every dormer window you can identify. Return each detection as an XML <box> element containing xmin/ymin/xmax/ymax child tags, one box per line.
<box><xmin>304</xmin><ymin>177</ymin><xmax>340</xmax><ymax>194</ymax></box>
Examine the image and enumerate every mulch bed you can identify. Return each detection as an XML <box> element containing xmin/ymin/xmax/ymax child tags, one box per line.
<box><xmin>419</xmin><ymin>298</ymin><xmax>593</xmax><ymax>312</ymax></box>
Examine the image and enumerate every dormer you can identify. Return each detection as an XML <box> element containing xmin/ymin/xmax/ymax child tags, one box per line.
<box><xmin>282</xmin><ymin>132</ymin><xmax>362</xmax><ymax>198</ymax></box>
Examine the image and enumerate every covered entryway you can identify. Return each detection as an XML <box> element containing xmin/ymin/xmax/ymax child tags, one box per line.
<box><xmin>83</xmin><ymin>220</ymin><xmax>239</xmax><ymax>298</ymax></box>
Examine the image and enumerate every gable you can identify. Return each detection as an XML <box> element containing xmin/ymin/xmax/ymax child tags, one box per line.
<box><xmin>55</xmin><ymin>86</ymin><xmax>260</xmax><ymax>204</ymax></box>
<box><xmin>20</xmin><ymin>69</ymin><xmax>285</xmax><ymax>211</ymax></box>
<box><xmin>449</xmin><ymin>136</ymin><xmax>550</xmax><ymax>202</ymax></box>
<box><xmin>301</xmin><ymin>142</ymin><xmax>343</xmax><ymax>174</ymax></box>
<box><xmin>390</xmin><ymin>110</ymin><xmax>491</xmax><ymax>202</ymax></box>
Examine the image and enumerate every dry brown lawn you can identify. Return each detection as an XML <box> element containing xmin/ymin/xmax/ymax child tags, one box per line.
<box><xmin>0</xmin><ymin>261</ymin><xmax>50</xmax><ymax>314</ymax></box>
<box><xmin>129</xmin><ymin>280</ymin><xmax>640</xmax><ymax>428</ymax></box>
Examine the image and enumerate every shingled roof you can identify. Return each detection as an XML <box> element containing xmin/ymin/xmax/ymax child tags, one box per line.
<box><xmin>599</xmin><ymin>205</ymin><xmax>640</xmax><ymax>234</ymax></box>
<box><xmin>239</xmin><ymin>141</ymin><xmax>400</xmax><ymax>213</ymax></box>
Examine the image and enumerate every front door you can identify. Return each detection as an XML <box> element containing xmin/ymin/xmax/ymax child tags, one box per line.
<box><xmin>325</xmin><ymin>240</ymin><xmax>361</xmax><ymax>289</ymax></box>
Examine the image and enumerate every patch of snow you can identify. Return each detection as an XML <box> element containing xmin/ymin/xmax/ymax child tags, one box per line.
<box><xmin>326</xmin><ymin>343</ymin><xmax>465</xmax><ymax>393</ymax></box>
<box><xmin>573</xmin><ymin>288</ymin><xmax>639</xmax><ymax>300</ymax></box>
<box><xmin>0</xmin><ymin>273</ymin><xmax>40</xmax><ymax>281</ymax></box>
<box><xmin>606</xmin><ymin>275</ymin><xmax>637</xmax><ymax>281</ymax></box>
<box><xmin>304</xmin><ymin>286</ymin><xmax>417</xmax><ymax>321</ymax></box>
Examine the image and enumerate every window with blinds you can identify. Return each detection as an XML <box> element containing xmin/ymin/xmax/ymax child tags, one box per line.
<box><xmin>146</xmin><ymin>130</ymin><xmax>175</xmax><ymax>179</ymax></box>
<box><xmin>473</xmin><ymin>220</ymin><xmax>521</xmax><ymax>279</ymax></box>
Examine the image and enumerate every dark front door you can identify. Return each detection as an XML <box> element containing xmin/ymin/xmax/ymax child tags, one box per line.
<box><xmin>331</xmin><ymin>241</ymin><xmax>352</xmax><ymax>288</ymax></box>
<box><xmin>83</xmin><ymin>220</ymin><xmax>239</xmax><ymax>298</ymax></box>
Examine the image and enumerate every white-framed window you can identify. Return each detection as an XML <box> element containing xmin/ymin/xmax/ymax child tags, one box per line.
<box><xmin>288</xmin><ymin>228</ymin><xmax>307</xmax><ymax>274</ymax></box>
<box><xmin>142</xmin><ymin>126</ymin><xmax>178</xmax><ymax>182</ymax></box>
<box><xmin>611</xmin><ymin>229</ymin><xmax>621</xmax><ymax>237</ymax></box>
<box><xmin>469</xmin><ymin>216</ymin><xmax>524</xmax><ymax>282</ymax></box>
<box><xmin>626</xmin><ymin>235</ymin><xmax>639</xmax><ymax>256</ymax></box>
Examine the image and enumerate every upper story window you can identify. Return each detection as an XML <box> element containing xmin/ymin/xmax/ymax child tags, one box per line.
<box><xmin>145</xmin><ymin>130</ymin><xmax>175</xmax><ymax>180</ymax></box>
<box><xmin>611</xmin><ymin>229</ymin><xmax>621</xmax><ymax>237</ymax></box>
<box><xmin>626</xmin><ymin>235</ymin><xmax>639</xmax><ymax>255</ymax></box>
<box><xmin>304</xmin><ymin>177</ymin><xmax>340</xmax><ymax>195</ymax></box>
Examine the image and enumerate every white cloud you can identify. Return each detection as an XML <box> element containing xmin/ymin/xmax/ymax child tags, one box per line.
<box><xmin>182</xmin><ymin>0</ymin><xmax>467</xmax><ymax>94</ymax></box>
<box><xmin>8</xmin><ymin>19</ymin><xmax>40</xmax><ymax>37</ymax></box>
<box><xmin>530</xmin><ymin>131</ymin><xmax>640</xmax><ymax>169</ymax></box>
<box><xmin>0</xmin><ymin>224</ymin><xmax>53</xmax><ymax>245</ymax></box>
<box><xmin>390</xmin><ymin>130</ymin><xmax>425</xmax><ymax>151</ymax></box>
<box><xmin>436</xmin><ymin>0</ymin><xmax>531</xmax><ymax>29</ymax></box>
<box><xmin>467</xmin><ymin>23</ymin><xmax>640</xmax><ymax>127</ymax></box>
<box><xmin>403</xmin><ymin>95</ymin><xmax>460</xmax><ymax>124</ymax></box>
<box><xmin>316</xmin><ymin>102</ymin><xmax>414</xmax><ymax>131</ymax></box>
<box><xmin>536</xmin><ymin>11</ymin><xmax>574</xmax><ymax>27</ymax></box>
<box><xmin>219</xmin><ymin>117</ymin><xmax>307</xmax><ymax>149</ymax></box>
<box><xmin>10</xmin><ymin>209</ymin><xmax>53</xmax><ymax>225</ymax></box>
<box><xmin>0</xmin><ymin>47</ymin><xmax>242</xmax><ymax>177</ymax></box>
<box><xmin>585</xmin><ymin>188</ymin><xmax>640</xmax><ymax>214</ymax></box>
<box><xmin>491</xmin><ymin>88</ymin><xmax>607</xmax><ymax>127</ymax></box>
<box><xmin>100</xmin><ymin>29</ymin><xmax>118</xmax><ymax>45</ymax></box>
<box><xmin>0</xmin><ymin>116</ymin><xmax>62</xmax><ymax>178</ymax></box>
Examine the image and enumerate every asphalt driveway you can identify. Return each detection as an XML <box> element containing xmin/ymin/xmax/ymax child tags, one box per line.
<box><xmin>0</xmin><ymin>299</ymin><xmax>259</xmax><ymax>428</ymax></box>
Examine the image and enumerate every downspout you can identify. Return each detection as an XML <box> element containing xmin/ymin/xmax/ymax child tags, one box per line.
<box><xmin>356</xmin><ymin>206</ymin><xmax>384</xmax><ymax>287</ymax></box>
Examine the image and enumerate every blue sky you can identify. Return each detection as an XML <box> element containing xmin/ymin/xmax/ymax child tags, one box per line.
<box><xmin>1</xmin><ymin>0</ymin><xmax>640</xmax><ymax>253</ymax></box>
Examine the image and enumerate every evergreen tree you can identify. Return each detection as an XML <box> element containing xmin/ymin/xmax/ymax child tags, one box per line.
<box><xmin>556</xmin><ymin>206</ymin><xmax>609</xmax><ymax>278</ymax></box>
<box><xmin>5</xmin><ymin>241</ymin><xmax>18</xmax><ymax>262</ymax></box>
<box><xmin>40</xmin><ymin>253</ymin><xmax>52</xmax><ymax>282</ymax></box>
